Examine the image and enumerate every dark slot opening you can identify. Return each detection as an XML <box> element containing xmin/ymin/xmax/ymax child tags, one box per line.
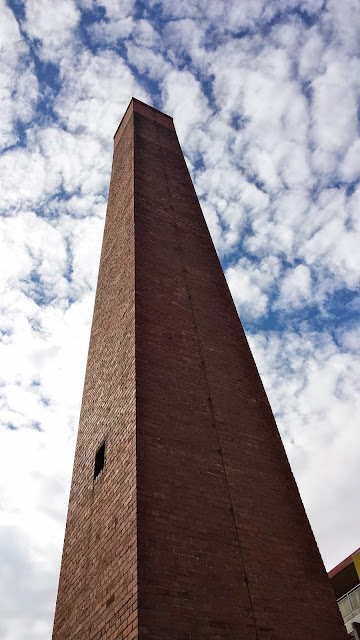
<box><xmin>94</xmin><ymin>441</ymin><xmax>105</xmax><ymax>480</ymax></box>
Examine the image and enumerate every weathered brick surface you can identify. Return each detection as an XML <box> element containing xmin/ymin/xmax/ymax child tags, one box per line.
<box><xmin>52</xmin><ymin>99</ymin><xmax>346</xmax><ymax>640</ymax></box>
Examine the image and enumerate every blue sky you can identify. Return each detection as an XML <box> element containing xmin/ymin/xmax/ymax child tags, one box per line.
<box><xmin>1</xmin><ymin>1</ymin><xmax>360</xmax><ymax>638</ymax></box>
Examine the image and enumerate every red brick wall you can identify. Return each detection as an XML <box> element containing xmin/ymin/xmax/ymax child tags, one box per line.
<box><xmin>52</xmin><ymin>111</ymin><xmax>138</xmax><ymax>640</ymax></box>
<box><xmin>52</xmin><ymin>99</ymin><xmax>346</xmax><ymax>640</ymax></box>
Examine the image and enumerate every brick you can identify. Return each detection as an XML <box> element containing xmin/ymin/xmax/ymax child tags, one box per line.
<box><xmin>51</xmin><ymin>98</ymin><xmax>346</xmax><ymax>640</ymax></box>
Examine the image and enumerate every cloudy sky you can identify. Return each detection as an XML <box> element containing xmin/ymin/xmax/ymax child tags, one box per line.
<box><xmin>1</xmin><ymin>0</ymin><xmax>360</xmax><ymax>638</ymax></box>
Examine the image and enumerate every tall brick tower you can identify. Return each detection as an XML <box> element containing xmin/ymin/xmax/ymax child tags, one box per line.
<box><xmin>52</xmin><ymin>99</ymin><xmax>346</xmax><ymax>640</ymax></box>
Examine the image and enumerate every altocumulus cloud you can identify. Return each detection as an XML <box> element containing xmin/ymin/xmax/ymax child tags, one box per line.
<box><xmin>1</xmin><ymin>1</ymin><xmax>360</xmax><ymax>638</ymax></box>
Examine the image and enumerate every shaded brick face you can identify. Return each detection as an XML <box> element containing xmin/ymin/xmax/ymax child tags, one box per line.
<box><xmin>52</xmin><ymin>99</ymin><xmax>346</xmax><ymax>640</ymax></box>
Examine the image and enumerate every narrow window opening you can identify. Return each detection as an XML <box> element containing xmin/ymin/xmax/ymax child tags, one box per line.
<box><xmin>94</xmin><ymin>441</ymin><xmax>105</xmax><ymax>480</ymax></box>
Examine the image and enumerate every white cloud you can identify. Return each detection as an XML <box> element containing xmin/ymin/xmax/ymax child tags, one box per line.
<box><xmin>339</xmin><ymin>325</ymin><xmax>360</xmax><ymax>353</ymax></box>
<box><xmin>340</xmin><ymin>137</ymin><xmax>360</xmax><ymax>183</ymax></box>
<box><xmin>310</xmin><ymin>58</ymin><xmax>360</xmax><ymax>161</ymax></box>
<box><xmin>226</xmin><ymin>256</ymin><xmax>281</xmax><ymax>319</ymax></box>
<box><xmin>162</xmin><ymin>18</ymin><xmax>206</xmax><ymax>69</ymax></box>
<box><xmin>0</xmin><ymin>209</ymin><xmax>95</xmax><ymax>636</ymax></box>
<box><xmin>248</xmin><ymin>329</ymin><xmax>360</xmax><ymax>567</ymax></box>
<box><xmin>38</xmin><ymin>126</ymin><xmax>110</xmax><ymax>195</ymax></box>
<box><xmin>96</xmin><ymin>0</ymin><xmax>135</xmax><ymax>20</ymax></box>
<box><xmin>55</xmin><ymin>49</ymin><xmax>148</xmax><ymax>141</ymax></box>
<box><xmin>0</xmin><ymin>126</ymin><xmax>109</xmax><ymax>212</ymax></box>
<box><xmin>23</xmin><ymin>0</ymin><xmax>81</xmax><ymax>62</ymax></box>
<box><xmin>148</xmin><ymin>0</ymin><xmax>281</xmax><ymax>32</ymax></box>
<box><xmin>276</xmin><ymin>263</ymin><xmax>312</xmax><ymax>309</ymax></box>
<box><xmin>322</xmin><ymin>0</ymin><xmax>360</xmax><ymax>54</ymax></box>
<box><xmin>162</xmin><ymin>68</ymin><xmax>211</xmax><ymax>144</ymax></box>
<box><xmin>87</xmin><ymin>0</ymin><xmax>137</xmax><ymax>44</ymax></box>
<box><xmin>298</xmin><ymin>27</ymin><xmax>325</xmax><ymax>81</ymax></box>
<box><xmin>225</xmin><ymin>0</ymin><xmax>268</xmax><ymax>31</ymax></box>
<box><xmin>0</xmin><ymin>3</ymin><xmax>38</xmax><ymax>150</ymax></box>
<box><xmin>0</xmin><ymin>146</ymin><xmax>51</xmax><ymax>210</ymax></box>
<box><xmin>87</xmin><ymin>16</ymin><xmax>134</xmax><ymax>44</ymax></box>
<box><xmin>209</xmin><ymin>40</ymin><xmax>312</xmax><ymax>195</ymax></box>
<box><xmin>126</xmin><ymin>44</ymin><xmax>171</xmax><ymax>81</ymax></box>
<box><xmin>133</xmin><ymin>19</ymin><xmax>160</xmax><ymax>48</ymax></box>
<box><xmin>299</xmin><ymin>188</ymin><xmax>360</xmax><ymax>291</ymax></box>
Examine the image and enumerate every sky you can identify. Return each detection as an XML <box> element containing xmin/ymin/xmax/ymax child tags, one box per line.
<box><xmin>0</xmin><ymin>0</ymin><xmax>360</xmax><ymax>638</ymax></box>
